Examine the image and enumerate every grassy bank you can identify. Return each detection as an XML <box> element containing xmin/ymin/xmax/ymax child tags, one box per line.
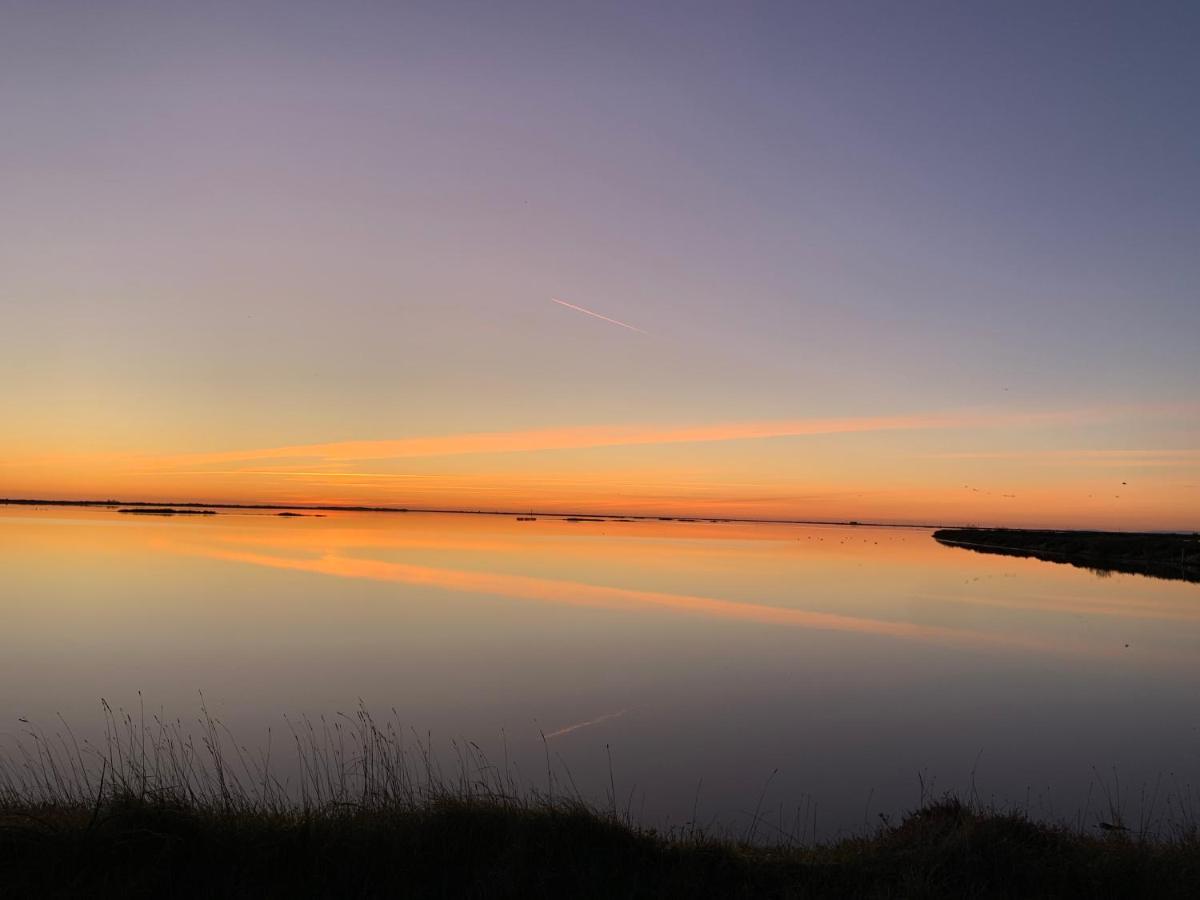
<box><xmin>933</xmin><ymin>528</ymin><xmax>1200</xmax><ymax>583</ymax></box>
<box><xmin>3</xmin><ymin>793</ymin><xmax>1199</xmax><ymax>898</ymax></box>
<box><xmin>3</xmin><ymin>705</ymin><xmax>1198</xmax><ymax>898</ymax></box>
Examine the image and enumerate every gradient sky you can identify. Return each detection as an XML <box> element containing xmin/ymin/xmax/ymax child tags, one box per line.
<box><xmin>2</xmin><ymin>1</ymin><xmax>1198</xmax><ymax>528</ymax></box>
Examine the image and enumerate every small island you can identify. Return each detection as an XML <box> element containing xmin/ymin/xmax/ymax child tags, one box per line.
<box><xmin>117</xmin><ymin>508</ymin><xmax>217</xmax><ymax>516</ymax></box>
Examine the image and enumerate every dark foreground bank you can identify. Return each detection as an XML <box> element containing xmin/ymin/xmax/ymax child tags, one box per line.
<box><xmin>2</xmin><ymin>795</ymin><xmax>1198</xmax><ymax>899</ymax></box>
<box><xmin>6</xmin><ymin>704</ymin><xmax>1198</xmax><ymax>898</ymax></box>
<box><xmin>934</xmin><ymin>528</ymin><xmax>1200</xmax><ymax>583</ymax></box>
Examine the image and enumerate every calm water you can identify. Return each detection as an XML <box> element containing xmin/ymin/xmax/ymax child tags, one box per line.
<box><xmin>2</xmin><ymin>507</ymin><xmax>1198</xmax><ymax>835</ymax></box>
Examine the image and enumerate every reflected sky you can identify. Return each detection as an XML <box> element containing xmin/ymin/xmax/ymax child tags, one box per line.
<box><xmin>2</xmin><ymin>507</ymin><xmax>1198</xmax><ymax>835</ymax></box>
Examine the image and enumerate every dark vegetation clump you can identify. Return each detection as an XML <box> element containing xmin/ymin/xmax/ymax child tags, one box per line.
<box><xmin>2</xmin><ymin>703</ymin><xmax>1198</xmax><ymax>898</ymax></box>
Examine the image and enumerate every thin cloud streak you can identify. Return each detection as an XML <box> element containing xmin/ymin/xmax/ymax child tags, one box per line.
<box><xmin>551</xmin><ymin>297</ymin><xmax>648</xmax><ymax>333</ymax></box>
<box><xmin>159</xmin><ymin>408</ymin><xmax>1109</xmax><ymax>468</ymax></box>
<box><xmin>156</xmin><ymin>470</ymin><xmax>447</xmax><ymax>478</ymax></box>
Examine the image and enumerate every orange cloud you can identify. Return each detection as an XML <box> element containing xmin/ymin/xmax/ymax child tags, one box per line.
<box><xmin>158</xmin><ymin>407</ymin><xmax>1108</xmax><ymax>468</ymax></box>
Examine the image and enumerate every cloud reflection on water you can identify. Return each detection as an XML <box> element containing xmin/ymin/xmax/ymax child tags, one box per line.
<box><xmin>170</xmin><ymin>538</ymin><xmax>1119</xmax><ymax>661</ymax></box>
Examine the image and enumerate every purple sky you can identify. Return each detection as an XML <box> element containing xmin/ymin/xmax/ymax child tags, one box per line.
<box><xmin>2</xmin><ymin>1</ymin><xmax>1198</xmax><ymax>526</ymax></box>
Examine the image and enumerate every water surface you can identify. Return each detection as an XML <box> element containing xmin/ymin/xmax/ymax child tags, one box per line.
<box><xmin>2</xmin><ymin>507</ymin><xmax>1197</xmax><ymax>835</ymax></box>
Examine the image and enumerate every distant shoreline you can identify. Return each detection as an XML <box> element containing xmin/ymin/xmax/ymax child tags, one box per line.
<box><xmin>0</xmin><ymin>497</ymin><xmax>945</xmax><ymax>530</ymax></box>
<box><xmin>3</xmin><ymin>497</ymin><xmax>1195</xmax><ymax>536</ymax></box>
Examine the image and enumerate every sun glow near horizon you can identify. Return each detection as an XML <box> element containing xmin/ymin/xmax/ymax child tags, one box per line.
<box><xmin>2</xmin><ymin>3</ymin><xmax>1199</xmax><ymax>534</ymax></box>
<box><xmin>4</xmin><ymin>404</ymin><xmax>1197</xmax><ymax>531</ymax></box>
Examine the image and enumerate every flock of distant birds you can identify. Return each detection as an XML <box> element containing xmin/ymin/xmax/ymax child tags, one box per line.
<box><xmin>962</xmin><ymin>479</ymin><xmax>1131</xmax><ymax>500</ymax></box>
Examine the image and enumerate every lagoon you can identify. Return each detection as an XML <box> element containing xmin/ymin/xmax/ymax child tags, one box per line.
<box><xmin>2</xmin><ymin>506</ymin><xmax>1197</xmax><ymax>837</ymax></box>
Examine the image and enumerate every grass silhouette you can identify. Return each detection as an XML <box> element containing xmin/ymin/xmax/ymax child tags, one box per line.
<box><xmin>2</xmin><ymin>701</ymin><xmax>1198</xmax><ymax>898</ymax></box>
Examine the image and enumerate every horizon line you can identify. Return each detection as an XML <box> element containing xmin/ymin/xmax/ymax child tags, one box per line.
<box><xmin>1</xmin><ymin>496</ymin><xmax>1189</xmax><ymax>535</ymax></box>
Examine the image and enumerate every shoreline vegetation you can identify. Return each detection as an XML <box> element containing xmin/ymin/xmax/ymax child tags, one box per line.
<box><xmin>934</xmin><ymin>528</ymin><xmax>1200</xmax><ymax>584</ymax></box>
<box><xmin>3</xmin><ymin>704</ymin><xmax>1197</xmax><ymax>898</ymax></box>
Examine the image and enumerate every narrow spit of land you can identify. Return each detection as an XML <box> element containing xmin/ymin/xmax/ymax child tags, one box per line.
<box><xmin>934</xmin><ymin>528</ymin><xmax>1200</xmax><ymax>583</ymax></box>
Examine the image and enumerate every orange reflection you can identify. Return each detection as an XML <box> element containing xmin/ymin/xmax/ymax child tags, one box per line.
<box><xmin>177</xmin><ymin>542</ymin><xmax>1106</xmax><ymax>658</ymax></box>
<box><xmin>5</xmin><ymin>507</ymin><xmax>1194</xmax><ymax>668</ymax></box>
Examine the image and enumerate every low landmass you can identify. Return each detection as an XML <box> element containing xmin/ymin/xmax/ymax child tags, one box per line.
<box><xmin>0</xmin><ymin>497</ymin><xmax>940</xmax><ymax>528</ymax></box>
<box><xmin>934</xmin><ymin>528</ymin><xmax>1200</xmax><ymax>583</ymax></box>
<box><xmin>117</xmin><ymin>507</ymin><xmax>217</xmax><ymax>516</ymax></box>
<box><xmin>3</xmin><ymin>498</ymin><xmax>413</xmax><ymax>514</ymax></box>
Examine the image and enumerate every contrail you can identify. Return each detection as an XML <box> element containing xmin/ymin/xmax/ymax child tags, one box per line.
<box><xmin>551</xmin><ymin>297</ymin><xmax>647</xmax><ymax>334</ymax></box>
<box><xmin>544</xmin><ymin>708</ymin><xmax>631</xmax><ymax>740</ymax></box>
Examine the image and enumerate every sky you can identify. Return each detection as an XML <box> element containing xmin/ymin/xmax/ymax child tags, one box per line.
<box><xmin>2</xmin><ymin>1</ymin><xmax>1198</xmax><ymax>529</ymax></box>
